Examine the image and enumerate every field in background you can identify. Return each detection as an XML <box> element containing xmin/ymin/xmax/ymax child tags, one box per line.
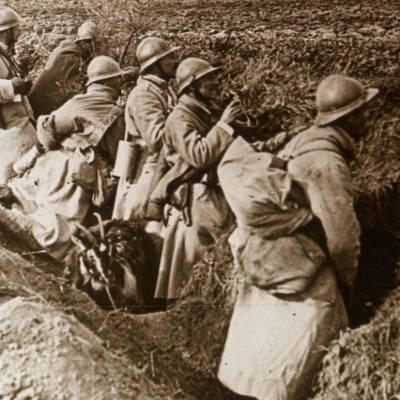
<box><xmin>0</xmin><ymin>0</ymin><xmax>400</xmax><ymax>398</ymax></box>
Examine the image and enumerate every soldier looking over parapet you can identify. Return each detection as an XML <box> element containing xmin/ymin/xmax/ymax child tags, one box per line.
<box><xmin>28</xmin><ymin>21</ymin><xmax>98</xmax><ymax>118</ymax></box>
<box><xmin>114</xmin><ymin>37</ymin><xmax>179</xmax><ymax>230</ymax></box>
<box><xmin>153</xmin><ymin>57</ymin><xmax>242</xmax><ymax>301</ymax></box>
<box><xmin>218</xmin><ymin>74</ymin><xmax>379</xmax><ymax>400</ymax></box>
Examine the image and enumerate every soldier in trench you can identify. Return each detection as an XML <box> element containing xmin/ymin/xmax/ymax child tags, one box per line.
<box><xmin>114</xmin><ymin>37</ymin><xmax>180</xmax><ymax>233</ymax></box>
<box><xmin>152</xmin><ymin>57</ymin><xmax>243</xmax><ymax>301</ymax></box>
<box><xmin>28</xmin><ymin>21</ymin><xmax>98</xmax><ymax>119</ymax></box>
<box><xmin>217</xmin><ymin>74</ymin><xmax>379</xmax><ymax>400</ymax></box>
<box><xmin>0</xmin><ymin>55</ymin><xmax>130</xmax><ymax>260</ymax></box>
<box><xmin>0</xmin><ymin>6</ymin><xmax>37</xmax><ymax>184</ymax></box>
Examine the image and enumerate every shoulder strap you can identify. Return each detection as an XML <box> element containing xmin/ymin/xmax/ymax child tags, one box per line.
<box><xmin>243</xmin><ymin>136</ymin><xmax>346</xmax><ymax>173</ymax></box>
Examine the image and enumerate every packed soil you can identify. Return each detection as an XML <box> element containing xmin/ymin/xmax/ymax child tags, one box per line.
<box><xmin>0</xmin><ymin>0</ymin><xmax>399</xmax><ymax>399</ymax></box>
<box><xmin>0</xmin><ymin>239</ymin><xmax>234</xmax><ymax>399</ymax></box>
<box><xmin>0</xmin><ymin>298</ymin><xmax>144</xmax><ymax>400</ymax></box>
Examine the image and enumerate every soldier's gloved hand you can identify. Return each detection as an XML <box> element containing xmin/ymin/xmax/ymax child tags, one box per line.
<box><xmin>220</xmin><ymin>99</ymin><xmax>243</xmax><ymax>125</ymax></box>
<box><xmin>11</xmin><ymin>77</ymin><xmax>33</xmax><ymax>95</ymax></box>
<box><xmin>21</xmin><ymin>79</ymin><xmax>33</xmax><ymax>95</ymax></box>
<box><xmin>11</xmin><ymin>77</ymin><xmax>25</xmax><ymax>94</ymax></box>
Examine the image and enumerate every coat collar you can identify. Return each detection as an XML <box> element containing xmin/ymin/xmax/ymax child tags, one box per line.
<box><xmin>179</xmin><ymin>94</ymin><xmax>213</xmax><ymax>115</ymax></box>
<box><xmin>86</xmin><ymin>83</ymin><xmax>120</xmax><ymax>102</ymax></box>
<box><xmin>279</xmin><ymin>123</ymin><xmax>357</xmax><ymax>164</ymax></box>
<box><xmin>328</xmin><ymin>125</ymin><xmax>357</xmax><ymax>157</ymax></box>
<box><xmin>303</xmin><ymin>124</ymin><xmax>357</xmax><ymax>162</ymax></box>
<box><xmin>140</xmin><ymin>74</ymin><xmax>168</xmax><ymax>91</ymax></box>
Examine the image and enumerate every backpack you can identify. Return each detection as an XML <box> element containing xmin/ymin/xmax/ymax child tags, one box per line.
<box><xmin>218</xmin><ymin>135</ymin><xmax>342</xmax><ymax>294</ymax></box>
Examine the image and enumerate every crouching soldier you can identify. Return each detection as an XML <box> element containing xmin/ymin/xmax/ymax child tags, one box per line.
<box><xmin>28</xmin><ymin>21</ymin><xmax>98</xmax><ymax>118</ymax></box>
<box><xmin>153</xmin><ymin>57</ymin><xmax>242</xmax><ymax>301</ymax></box>
<box><xmin>114</xmin><ymin>37</ymin><xmax>179</xmax><ymax>231</ymax></box>
<box><xmin>218</xmin><ymin>74</ymin><xmax>378</xmax><ymax>400</ymax></box>
<box><xmin>0</xmin><ymin>6</ymin><xmax>37</xmax><ymax>183</ymax></box>
<box><xmin>0</xmin><ymin>56</ymin><xmax>129</xmax><ymax>260</ymax></box>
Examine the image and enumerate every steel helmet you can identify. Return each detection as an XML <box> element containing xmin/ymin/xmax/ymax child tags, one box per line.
<box><xmin>176</xmin><ymin>57</ymin><xmax>221</xmax><ymax>94</ymax></box>
<box><xmin>0</xmin><ymin>7</ymin><xmax>20</xmax><ymax>32</ymax></box>
<box><xmin>136</xmin><ymin>37</ymin><xmax>179</xmax><ymax>73</ymax></box>
<box><xmin>75</xmin><ymin>21</ymin><xmax>97</xmax><ymax>42</ymax></box>
<box><xmin>86</xmin><ymin>56</ymin><xmax>131</xmax><ymax>86</ymax></box>
<box><xmin>315</xmin><ymin>74</ymin><xmax>378</xmax><ymax>126</ymax></box>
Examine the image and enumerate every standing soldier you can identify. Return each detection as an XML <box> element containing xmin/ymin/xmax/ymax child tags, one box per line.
<box><xmin>116</xmin><ymin>37</ymin><xmax>179</xmax><ymax>226</ymax></box>
<box><xmin>218</xmin><ymin>74</ymin><xmax>378</xmax><ymax>400</ymax></box>
<box><xmin>0</xmin><ymin>6</ymin><xmax>37</xmax><ymax>184</ymax></box>
<box><xmin>153</xmin><ymin>57</ymin><xmax>242</xmax><ymax>301</ymax></box>
<box><xmin>28</xmin><ymin>21</ymin><xmax>98</xmax><ymax>118</ymax></box>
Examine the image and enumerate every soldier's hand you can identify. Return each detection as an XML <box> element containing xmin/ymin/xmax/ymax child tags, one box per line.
<box><xmin>265</xmin><ymin>131</ymin><xmax>289</xmax><ymax>152</ymax></box>
<box><xmin>220</xmin><ymin>99</ymin><xmax>243</xmax><ymax>125</ymax></box>
<box><xmin>22</xmin><ymin>79</ymin><xmax>33</xmax><ymax>95</ymax></box>
<box><xmin>12</xmin><ymin>78</ymin><xmax>32</xmax><ymax>95</ymax></box>
<box><xmin>11</xmin><ymin>77</ymin><xmax>25</xmax><ymax>94</ymax></box>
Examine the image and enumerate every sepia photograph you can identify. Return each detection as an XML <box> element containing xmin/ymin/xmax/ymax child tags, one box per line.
<box><xmin>0</xmin><ymin>0</ymin><xmax>398</xmax><ymax>399</ymax></box>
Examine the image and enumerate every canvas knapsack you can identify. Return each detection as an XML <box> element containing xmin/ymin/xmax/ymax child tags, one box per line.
<box><xmin>218</xmin><ymin>135</ymin><xmax>341</xmax><ymax>294</ymax></box>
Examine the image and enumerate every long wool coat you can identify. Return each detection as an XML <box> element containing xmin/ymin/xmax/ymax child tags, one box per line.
<box><xmin>218</xmin><ymin>125</ymin><xmax>360</xmax><ymax>400</ymax></box>
<box><xmin>28</xmin><ymin>39</ymin><xmax>92</xmax><ymax>118</ymax></box>
<box><xmin>117</xmin><ymin>75</ymin><xmax>172</xmax><ymax>221</ymax></box>
<box><xmin>0</xmin><ymin>43</ymin><xmax>37</xmax><ymax>183</ymax></box>
<box><xmin>154</xmin><ymin>94</ymin><xmax>235</xmax><ymax>299</ymax></box>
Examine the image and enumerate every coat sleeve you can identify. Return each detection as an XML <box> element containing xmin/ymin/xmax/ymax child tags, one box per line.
<box><xmin>129</xmin><ymin>89</ymin><xmax>167</xmax><ymax>153</ymax></box>
<box><xmin>44</xmin><ymin>42</ymin><xmax>84</xmax><ymax>85</ymax></box>
<box><xmin>0</xmin><ymin>79</ymin><xmax>15</xmax><ymax>102</ymax></box>
<box><xmin>297</xmin><ymin>156</ymin><xmax>360</xmax><ymax>286</ymax></box>
<box><xmin>36</xmin><ymin>102</ymin><xmax>78</xmax><ymax>149</ymax></box>
<box><xmin>57</xmin><ymin>51</ymin><xmax>84</xmax><ymax>85</ymax></box>
<box><xmin>167</xmin><ymin>113</ymin><xmax>234</xmax><ymax>169</ymax></box>
<box><xmin>0</xmin><ymin>55</ymin><xmax>16</xmax><ymax>103</ymax></box>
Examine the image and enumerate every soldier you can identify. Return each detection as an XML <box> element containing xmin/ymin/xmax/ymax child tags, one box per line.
<box><xmin>218</xmin><ymin>75</ymin><xmax>378</xmax><ymax>400</ymax></box>
<box><xmin>0</xmin><ymin>6</ymin><xmax>37</xmax><ymax>184</ymax></box>
<box><xmin>115</xmin><ymin>37</ymin><xmax>179</xmax><ymax>225</ymax></box>
<box><xmin>28</xmin><ymin>21</ymin><xmax>98</xmax><ymax>118</ymax></box>
<box><xmin>0</xmin><ymin>56</ymin><xmax>129</xmax><ymax>260</ymax></box>
<box><xmin>153</xmin><ymin>57</ymin><xmax>242</xmax><ymax>301</ymax></box>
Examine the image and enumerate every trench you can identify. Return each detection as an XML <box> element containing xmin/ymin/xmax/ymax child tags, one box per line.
<box><xmin>350</xmin><ymin>188</ymin><xmax>400</xmax><ymax>327</ymax></box>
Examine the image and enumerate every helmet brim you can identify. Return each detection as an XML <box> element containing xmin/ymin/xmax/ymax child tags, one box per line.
<box><xmin>75</xmin><ymin>36</ymin><xmax>94</xmax><ymax>43</ymax></box>
<box><xmin>0</xmin><ymin>21</ymin><xmax>19</xmax><ymax>32</ymax></box>
<box><xmin>86</xmin><ymin>69</ymin><xmax>132</xmax><ymax>86</ymax></box>
<box><xmin>315</xmin><ymin>87</ymin><xmax>379</xmax><ymax>126</ymax></box>
<box><xmin>177</xmin><ymin>66</ymin><xmax>221</xmax><ymax>94</ymax></box>
<box><xmin>139</xmin><ymin>47</ymin><xmax>180</xmax><ymax>73</ymax></box>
